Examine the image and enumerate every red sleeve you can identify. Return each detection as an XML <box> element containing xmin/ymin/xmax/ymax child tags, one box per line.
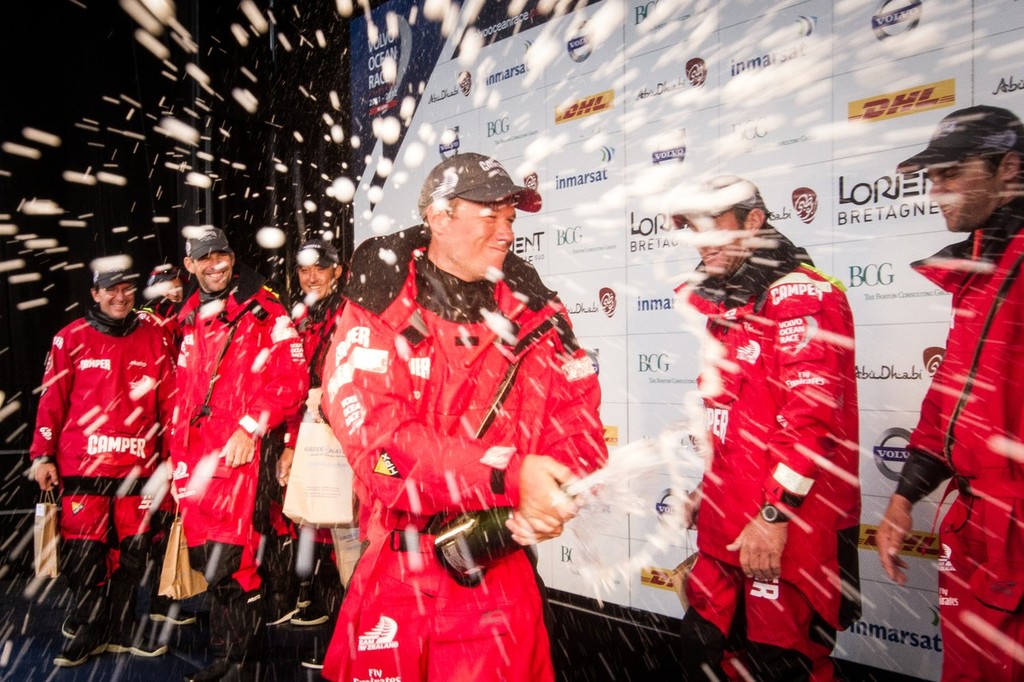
<box><xmin>240</xmin><ymin>297</ymin><xmax>310</xmax><ymax>433</ymax></box>
<box><xmin>30</xmin><ymin>326</ymin><xmax>75</xmax><ymax>461</ymax></box>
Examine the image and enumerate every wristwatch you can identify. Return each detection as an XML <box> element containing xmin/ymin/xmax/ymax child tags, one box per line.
<box><xmin>759</xmin><ymin>503</ymin><xmax>790</xmax><ymax>524</ymax></box>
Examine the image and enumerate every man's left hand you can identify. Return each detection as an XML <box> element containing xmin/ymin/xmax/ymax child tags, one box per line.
<box><xmin>727</xmin><ymin>516</ymin><xmax>787</xmax><ymax>582</ymax></box>
<box><xmin>222</xmin><ymin>428</ymin><xmax>256</xmax><ymax>468</ymax></box>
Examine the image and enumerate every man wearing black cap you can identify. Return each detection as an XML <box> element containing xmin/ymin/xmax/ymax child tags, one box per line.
<box><xmin>171</xmin><ymin>227</ymin><xmax>308</xmax><ymax>681</ymax></box>
<box><xmin>30</xmin><ymin>262</ymin><xmax>176</xmax><ymax>666</ymax></box>
<box><xmin>877</xmin><ymin>105</ymin><xmax>1024</xmax><ymax>681</ymax></box>
<box><xmin>318</xmin><ymin>153</ymin><xmax>607</xmax><ymax>682</ymax></box>
<box><xmin>671</xmin><ymin>176</ymin><xmax>861</xmax><ymax>682</ymax></box>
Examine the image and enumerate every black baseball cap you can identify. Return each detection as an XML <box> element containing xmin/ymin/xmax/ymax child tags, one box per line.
<box><xmin>185</xmin><ymin>226</ymin><xmax>233</xmax><ymax>260</ymax></box>
<box><xmin>93</xmin><ymin>267</ymin><xmax>139</xmax><ymax>290</ymax></box>
<box><xmin>296</xmin><ymin>239</ymin><xmax>340</xmax><ymax>268</ymax></box>
<box><xmin>147</xmin><ymin>264</ymin><xmax>185</xmax><ymax>287</ymax></box>
<box><xmin>897</xmin><ymin>105</ymin><xmax>1024</xmax><ymax>174</ymax></box>
<box><xmin>417</xmin><ymin>152</ymin><xmax>542</xmax><ymax>217</ymax></box>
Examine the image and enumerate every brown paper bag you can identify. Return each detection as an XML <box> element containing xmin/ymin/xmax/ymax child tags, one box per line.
<box><xmin>33</xmin><ymin>491</ymin><xmax>59</xmax><ymax>578</ymax></box>
<box><xmin>670</xmin><ymin>552</ymin><xmax>700</xmax><ymax>610</ymax></box>
<box><xmin>158</xmin><ymin>515</ymin><xmax>208</xmax><ymax>599</ymax></box>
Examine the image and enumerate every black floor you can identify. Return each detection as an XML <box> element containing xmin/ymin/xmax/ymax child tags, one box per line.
<box><xmin>0</xmin><ymin>576</ymin><xmax>921</xmax><ymax>682</ymax></box>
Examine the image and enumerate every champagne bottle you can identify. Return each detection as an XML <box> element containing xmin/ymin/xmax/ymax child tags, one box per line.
<box><xmin>433</xmin><ymin>507</ymin><xmax>519</xmax><ymax>587</ymax></box>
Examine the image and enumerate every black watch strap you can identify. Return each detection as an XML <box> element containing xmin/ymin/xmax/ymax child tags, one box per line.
<box><xmin>760</xmin><ymin>503</ymin><xmax>790</xmax><ymax>523</ymax></box>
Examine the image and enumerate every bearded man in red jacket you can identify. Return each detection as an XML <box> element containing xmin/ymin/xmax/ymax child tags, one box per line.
<box><xmin>171</xmin><ymin>227</ymin><xmax>308</xmax><ymax>681</ymax></box>
<box><xmin>877</xmin><ymin>105</ymin><xmax>1024</xmax><ymax>682</ymax></box>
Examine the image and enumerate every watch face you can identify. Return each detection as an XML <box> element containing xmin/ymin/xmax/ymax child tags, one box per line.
<box><xmin>761</xmin><ymin>505</ymin><xmax>780</xmax><ymax>523</ymax></box>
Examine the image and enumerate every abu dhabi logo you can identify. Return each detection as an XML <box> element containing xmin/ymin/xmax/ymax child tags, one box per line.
<box><xmin>872</xmin><ymin>0</ymin><xmax>922</xmax><ymax>40</ymax></box>
<box><xmin>923</xmin><ymin>347</ymin><xmax>944</xmax><ymax>376</ymax></box>
<box><xmin>567</xmin><ymin>20</ymin><xmax>592</xmax><ymax>62</ymax></box>
<box><xmin>686</xmin><ymin>57</ymin><xmax>707</xmax><ymax>87</ymax></box>
<box><xmin>357</xmin><ymin>615</ymin><xmax>399</xmax><ymax>651</ymax></box>
<box><xmin>873</xmin><ymin>427</ymin><xmax>911</xmax><ymax>481</ymax></box>
<box><xmin>792</xmin><ymin>187</ymin><xmax>818</xmax><ymax>224</ymax></box>
<box><xmin>598</xmin><ymin>287</ymin><xmax>617</xmax><ymax>317</ymax></box>
<box><xmin>438</xmin><ymin>127</ymin><xmax>460</xmax><ymax>159</ymax></box>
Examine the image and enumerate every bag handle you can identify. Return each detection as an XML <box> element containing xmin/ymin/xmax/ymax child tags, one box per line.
<box><xmin>39</xmin><ymin>489</ymin><xmax>56</xmax><ymax>505</ymax></box>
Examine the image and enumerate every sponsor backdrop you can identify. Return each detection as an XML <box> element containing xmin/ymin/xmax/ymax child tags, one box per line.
<box><xmin>345</xmin><ymin>1</ymin><xmax>1023</xmax><ymax>679</ymax></box>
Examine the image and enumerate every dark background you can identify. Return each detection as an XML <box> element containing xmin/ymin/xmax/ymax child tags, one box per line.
<box><xmin>0</xmin><ymin>0</ymin><xmax>354</xmax><ymax>513</ymax></box>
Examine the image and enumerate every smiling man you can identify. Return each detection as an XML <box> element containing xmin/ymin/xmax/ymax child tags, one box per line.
<box><xmin>877</xmin><ymin>105</ymin><xmax>1024</xmax><ymax>682</ymax></box>
<box><xmin>319</xmin><ymin>152</ymin><xmax>607</xmax><ymax>682</ymax></box>
<box><xmin>672</xmin><ymin>176</ymin><xmax>861</xmax><ymax>682</ymax></box>
<box><xmin>30</xmin><ymin>263</ymin><xmax>176</xmax><ymax>667</ymax></box>
<box><xmin>172</xmin><ymin>226</ymin><xmax>308</xmax><ymax>681</ymax></box>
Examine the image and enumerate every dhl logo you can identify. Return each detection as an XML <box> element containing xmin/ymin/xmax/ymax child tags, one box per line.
<box><xmin>603</xmin><ymin>425</ymin><xmax>619</xmax><ymax>446</ymax></box>
<box><xmin>555</xmin><ymin>89</ymin><xmax>615</xmax><ymax>124</ymax></box>
<box><xmin>858</xmin><ymin>523</ymin><xmax>939</xmax><ymax>559</ymax></box>
<box><xmin>848</xmin><ymin>78</ymin><xmax>955</xmax><ymax>123</ymax></box>
<box><xmin>640</xmin><ymin>566</ymin><xmax>676</xmax><ymax>591</ymax></box>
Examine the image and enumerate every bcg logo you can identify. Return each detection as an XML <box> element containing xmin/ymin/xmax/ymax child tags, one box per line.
<box><xmin>487</xmin><ymin>116</ymin><xmax>510</xmax><ymax>137</ymax></box>
<box><xmin>557</xmin><ymin>226</ymin><xmax>583</xmax><ymax>245</ymax></box>
<box><xmin>848</xmin><ymin>262</ymin><xmax>894</xmax><ymax>287</ymax></box>
<box><xmin>639</xmin><ymin>353</ymin><xmax>670</xmax><ymax>372</ymax></box>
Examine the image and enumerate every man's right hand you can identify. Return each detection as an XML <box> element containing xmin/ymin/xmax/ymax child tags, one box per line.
<box><xmin>682</xmin><ymin>484</ymin><xmax>702</xmax><ymax>530</ymax></box>
<box><xmin>878</xmin><ymin>494</ymin><xmax>914</xmax><ymax>586</ymax></box>
<box><xmin>34</xmin><ymin>462</ymin><xmax>59</xmax><ymax>492</ymax></box>
<box><xmin>513</xmin><ymin>454</ymin><xmax>577</xmax><ymax>543</ymax></box>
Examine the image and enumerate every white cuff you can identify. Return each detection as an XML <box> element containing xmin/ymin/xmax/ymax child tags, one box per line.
<box><xmin>773</xmin><ymin>462</ymin><xmax>814</xmax><ymax>496</ymax></box>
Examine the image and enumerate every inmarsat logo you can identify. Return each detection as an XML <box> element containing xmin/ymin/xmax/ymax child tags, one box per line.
<box><xmin>872</xmin><ymin>0</ymin><xmax>922</xmax><ymax>40</ymax></box>
<box><xmin>357</xmin><ymin>615</ymin><xmax>399</xmax><ymax>651</ymax></box>
<box><xmin>873</xmin><ymin>427</ymin><xmax>911</xmax><ymax>481</ymax></box>
<box><xmin>792</xmin><ymin>187</ymin><xmax>818</xmax><ymax>224</ymax></box>
<box><xmin>567</xmin><ymin>20</ymin><xmax>592</xmax><ymax>62</ymax></box>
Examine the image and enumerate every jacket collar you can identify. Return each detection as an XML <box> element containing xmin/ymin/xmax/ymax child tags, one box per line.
<box><xmin>342</xmin><ymin>224</ymin><xmax>558</xmax><ymax>316</ymax></box>
<box><xmin>687</xmin><ymin>225</ymin><xmax>812</xmax><ymax>313</ymax></box>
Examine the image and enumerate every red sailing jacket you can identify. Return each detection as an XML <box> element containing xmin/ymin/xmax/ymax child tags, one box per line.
<box><xmin>320</xmin><ymin>226</ymin><xmax>607</xmax><ymax>682</ymax></box>
<box><xmin>30</xmin><ymin>308</ymin><xmax>176</xmax><ymax>479</ymax></box>
<box><xmin>171</xmin><ymin>267</ymin><xmax>308</xmax><ymax>480</ymax></box>
<box><xmin>908</xmin><ymin>198</ymin><xmax>1024</xmax><ymax>609</ymax></box>
<box><xmin>676</xmin><ymin>230</ymin><xmax>860</xmax><ymax>628</ymax></box>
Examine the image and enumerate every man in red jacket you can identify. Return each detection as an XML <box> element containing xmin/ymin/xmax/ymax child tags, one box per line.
<box><xmin>319</xmin><ymin>153</ymin><xmax>608</xmax><ymax>682</ymax></box>
<box><xmin>171</xmin><ymin>227</ymin><xmax>308</xmax><ymax>681</ymax></box>
<box><xmin>30</xmin><ymin>264</ymin><xmax>176</xmax><ymax>667</ymax></box>
<box><xmin>672</xmin><ymin>176</ymin><xmax>861</xmax><ymax>681</ymax></box>
<box><xmin>877</xmin><ymin>106</ymin><xmax>1024</xmax><ymax>681</ymax></box>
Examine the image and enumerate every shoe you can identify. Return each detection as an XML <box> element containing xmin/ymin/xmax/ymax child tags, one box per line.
<box><xmin>150</xmin><ymin>596</ymin><xmax>198</xmax><ymax>625</ymax></box>
<box><xmin>108</xmin><ymin>632</ymin><xmax>169</xmax><ymax>657</ymax></box>
<box><xmin>290</xmin><ymin>604</ymin><xmax>329</xmax><ymax>627</ymax></box>
<box><xmin>264</xmin><ymin>593</ymin><xmax>299</xmax><ymax>626</ymax></box>
<box><xmin>53</xmin><ymin>631</ymin><xmax>107</xmax><ymax>667</ymax></box>
<box><xmin>60</xmin><ymin>617</ymin><xmax>78</xmax><ymax>640</ymax></box>
<box><xmin>300</xmin><ymin>655</ymin><xmax>324</xmax><ymax>670</ymax></box>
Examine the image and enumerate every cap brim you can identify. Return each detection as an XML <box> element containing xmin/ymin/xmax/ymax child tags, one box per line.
<box><xmin>458</xmin><ymin>185</ymin><xmax>542</xmax><ymax>213</ymax></box>
<box><xmin>896</xmin><ymin>146</ymin><xmax>966</xmax><ymax>174</ymax></box>
<box><xmin>188</xmin><ymin>245</ymin><xmax>234</xmax><ymax>260</ymax></box>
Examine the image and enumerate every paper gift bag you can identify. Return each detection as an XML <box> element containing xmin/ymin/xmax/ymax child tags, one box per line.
<box><xmin>33</xmin><ymin>491</ymin><xmax>59</xmax><ymax>578</ymax></box>
<box><xmin>158</xmin><ymin>515</ymin><xmax>208</xmax><ymax>599</ymax></box>
<box><xmin>283</xmin><ymin>421</ymin><xmax>354</xmax><ymax>527</ymax></box>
